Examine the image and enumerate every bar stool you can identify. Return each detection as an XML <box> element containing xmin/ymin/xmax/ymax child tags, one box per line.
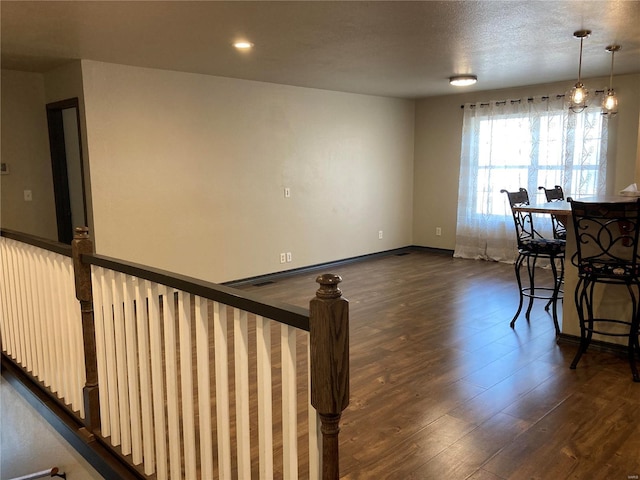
<box><xmin>538</xmin><ymin>185</ymin><xmax>567</xmax><ymax>311</ymax></box>
<box><xmin>501</xmin><ymin>188</ymin><xmax>565</xmax><ymax>336</ymax></box>
<box><xmin>538</xmin><ymin>185</ymin><xmax>566</xmax><ymax>240</ymax></box>
<box><xmin>569</xmin><ymin>199</ymin><xmax>640</xmax><ymax>382</ymax></box>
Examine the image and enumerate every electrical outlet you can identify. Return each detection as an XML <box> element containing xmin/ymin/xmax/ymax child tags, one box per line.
<box><xmin>280</xmin><ymin>253</ymin><xmax>286</xmax><ymax>264</ymax></box>
<box><xmin>436</xmin><ymin>227</ymin><xmax>442</xmax><ymax>236</ymax></box>
<box><xmin>284</xmin><ymin>187</ymin><xmax>291</xmax><ymax>198</ymax></box>
<box><xmin>24</xmin><ymin>190</ymin><xmax>33</xmax><ymax>202</ymax></box>
<box><xmin>378</xmin><ymin>230</ymin><xmax>383</xmax><ymax>239</ymax></box>
<box><xmin>286</xmin><ymin>252</ymin><xmax>292</xmax><ymax>262</ymax></box>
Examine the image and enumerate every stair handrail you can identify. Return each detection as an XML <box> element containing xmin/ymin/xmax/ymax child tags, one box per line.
<box><xmin>2</xmin><ymin>226</ymin><xmax>350</xmax><ymax>479</ymax></box>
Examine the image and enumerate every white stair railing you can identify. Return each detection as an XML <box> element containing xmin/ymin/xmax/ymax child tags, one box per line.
<box><xmin>1</xmin><ymin>227</ymin><xmax>349</xmax><ymax>480</ymax></box>
<box><xmin>1</xmin><ymin>235</ymin><xmax>85</xmax><ymax>417</ymax></box>
<box><xmin>87</xmin><ymin>255</ymin><xmax>320</xmax><ymax>480</ymax></box>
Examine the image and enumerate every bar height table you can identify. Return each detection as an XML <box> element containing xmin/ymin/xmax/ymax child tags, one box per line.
<box><xmin>512</xmin><ymin>195</ymin><xmax>638</xmax><ymax>347</ymax></box>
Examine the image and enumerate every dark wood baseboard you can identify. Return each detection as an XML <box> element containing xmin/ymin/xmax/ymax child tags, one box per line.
<box><xmin>556</xmin><ymin>332</ymin><xmax>635</xmax><ymax>358</ymax></box>
<box><xmin>224</xmin><ymin>245</ymin><xmax>455</xmax><ymax>287</ymax></box>
<box><xmin>1</xmin><ymin>355</ymin><xmax>147</xmax><ymax>480</ymax></box>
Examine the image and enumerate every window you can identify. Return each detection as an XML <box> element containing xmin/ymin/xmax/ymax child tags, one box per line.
<box><xmin>454</xmin><ymin>95</ymin><xmax>608</xmax><ymax>261</ymax></box>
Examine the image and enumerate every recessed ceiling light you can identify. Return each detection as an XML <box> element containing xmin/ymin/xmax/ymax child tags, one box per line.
<box><xmin>449</xmin><ymin>75</ymin><xmax>477</xmax><ymax>87</ymax></box>
<box><xmin>233</xmin><ymin>41</ymin><xmax>254</xmax><ymax>50</ymax></box>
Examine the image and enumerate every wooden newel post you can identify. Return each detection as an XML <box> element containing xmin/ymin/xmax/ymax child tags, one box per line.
<box><xmin>310</xmin><ymin>273</ymin><xmax>349</xmax><ymax>480</ymax></box>
<box><xmin>71</xmin><ymin>226</ymin><xmax>100</xmax><ymax>435</ymax></box>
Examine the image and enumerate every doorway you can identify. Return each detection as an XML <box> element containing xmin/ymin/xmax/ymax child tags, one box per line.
<box><xmin>46</xmin><ymin>98</ymin><xmax>87</xmax><ymax>244</ymax></box>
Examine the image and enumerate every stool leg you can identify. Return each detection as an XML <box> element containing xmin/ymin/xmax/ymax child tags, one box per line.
<box><xmin>549</xmin><ymin>256</ymin><xmax>561</xmax><ymax>337</ymax></box>
<box><xmin>585</xmin><ymin>281</ymin><xmax>595</xmax><ymax>346</ymax></box>
<box><xmin>570</xmin><ymin>277</ymin><xmax>588</xmax><ymax>369</ymax></box>
<box><xmin>628</xmin><ymin>284</ymin><xmax>640</xmax><ymax>382</ymax></box>
<box><xmin>510</xmin><ymin>254</ymin><xmax>525</xmax><ymax>328</ymax></box>
<box><xmin>628</xmin><ymin>332</ymin><xmax>639</xmax><ymax>382</ymax></box>
<box><xmin>525</xmin><ymin>255</ymin><xmax>537</xmax><ymax>321</ymax></box>
<box><xmin>545</xmin><ymin>257</ymin><xmax>564</xmax><ymax>312</ymax></box>
<box><xmin>544</xmin><ymin>257</ymin><xmax>554</xmax><ymax>312</ymax></box>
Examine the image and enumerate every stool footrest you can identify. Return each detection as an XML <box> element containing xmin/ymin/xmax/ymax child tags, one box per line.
<box><xmin>521</xmin><ymin>286</ymin><xmax>564</xmax><ymax>301</ymax></box>
<box><xmin>578</xmin><ymin>317</ymin><xmax>636</xmax><ymax>337</ymax></box>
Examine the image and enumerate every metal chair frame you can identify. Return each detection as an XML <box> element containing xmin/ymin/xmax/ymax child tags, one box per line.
<box><xmin>538</xmin><ymin>185</ymin><xmax>567</xmax><ymax>240</ymax></box>
<box><xmin>502</xmin><ymin>188</ymin><xmax>565</xmax><ymax>336</ymax></box>
<box><xmin>569</xmin><ymin>199</ymin><xmax>640</xmax><ymax>382</ymax></box>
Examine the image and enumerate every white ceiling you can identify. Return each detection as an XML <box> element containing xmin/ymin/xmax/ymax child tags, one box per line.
<box><xmin>2</xmin><ymin>1</ymin><xmax>639</xmax><ymax>99</ymax></box>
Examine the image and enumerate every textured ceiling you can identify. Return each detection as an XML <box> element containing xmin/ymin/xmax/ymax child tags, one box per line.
<box><xmin>1</xmin><ymin>1</ymin><xmax>639</xmax><ymax>99</ymax></box>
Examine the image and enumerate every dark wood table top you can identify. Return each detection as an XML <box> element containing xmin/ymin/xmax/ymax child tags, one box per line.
<box><xmin>512</xmin><ymin>195</ymin><xmax>638</xmax><ymax>216</ymax></box>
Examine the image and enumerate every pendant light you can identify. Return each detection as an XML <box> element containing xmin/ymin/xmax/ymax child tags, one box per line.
<box><xmin>568</xmin><ymin>29</ymin><xmax>591</xmax><ymax>113</ymax></box>
<box><xmin>602</xmin><ymin>44</ymin><xmax>621</xmax><ymax>117</ymax></box>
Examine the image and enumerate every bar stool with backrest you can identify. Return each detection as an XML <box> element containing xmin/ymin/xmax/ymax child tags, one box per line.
<box><xmin>501</xmin><ymin>188</ymin><xmax>565</xmax><ymax>336</ymax></box>
<box><xmin>538</xmin><ymin>185</ymin><xmax>567</xmax><ymax>311</ymax></box>
<box><xmin>569</xmin><ymin>198</ymin><xmax>640</xmax><ymax>382</ymax></box>
<box><xmin>538</xmin><ymin>185</ymin><xmax>567</xmax><ymax>240</ymax></box>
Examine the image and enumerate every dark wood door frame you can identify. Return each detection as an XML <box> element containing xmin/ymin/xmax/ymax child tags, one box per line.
<box><xmin>46</xmin><ymin>98</ymin><xmax>87</xmax><ymax>244</ymax></box>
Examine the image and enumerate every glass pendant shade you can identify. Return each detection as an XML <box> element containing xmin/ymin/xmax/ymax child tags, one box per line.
<box><xmin>568</xmin><ymin>30</ymin><xmax>591</xmax><ymax>113</ymax></box>
<box><xmin>602</xmin><ymin>89</ymin><xmax>618</xmax><ymax>116</ymax></box>
<box><xmin>569</xmin><ymin>82</ymin><xmax>588</xmax><ymax>113</ymax></box>
<box><xmin>602</xmin><ymin>45</ymin><xmax>621</xmax><ymax>117</ymax></box>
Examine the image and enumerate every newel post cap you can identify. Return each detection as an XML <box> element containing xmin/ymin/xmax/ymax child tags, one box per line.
<box><xmin>315</xmin><ymin>273</ymin><xmax>343</xmax><ymax>299</ymax></box>
<box><xmin>74</xmin><ymin>226</ymin><xmax>90</xmax><ymax>240</ymax></box>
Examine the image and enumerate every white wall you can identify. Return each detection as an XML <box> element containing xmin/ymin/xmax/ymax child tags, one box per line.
<box><xmin>0</xmin><ymin>70</ymin><xmax>57</xmax><ymax>238</ymax></box>
<box><xmin>7</xmin><ymin>60</ymin><xmax>636</xmax><ymax>278</ymax></box>
<box><xmin>413</xmin><ymin>74</ymin><xmax>640</xmax><ymax>250</ymax></box>
<box><xmin>81</xmin><ymin>60</ymin><xmax>415</xmax><ymax>283</ymax></box>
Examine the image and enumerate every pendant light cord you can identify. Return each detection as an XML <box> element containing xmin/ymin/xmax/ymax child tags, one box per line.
<box><xmin>578</xmin><ymin>37</ymin><xmax>584</xmax><ymax>83</ymax></box>
<box><xmin>608</xmin><ymin>50</ymin><xmax>614</xmax><ymax>89</ymax></box>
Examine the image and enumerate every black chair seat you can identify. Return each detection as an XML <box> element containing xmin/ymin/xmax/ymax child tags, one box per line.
<box><xmin>576</xmin><ymin>260</ymin><xmax>639</xmax><ymax>278</ymax></box>
<box><xmin>520</xmin><ymin>238</ymin><xmax>566</xmax><ymax>255</ymax></box>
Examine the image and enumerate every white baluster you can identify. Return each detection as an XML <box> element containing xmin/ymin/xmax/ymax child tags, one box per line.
<box><xmin>256</xmin><ymin>315</ymin><xmax>273</xmax><ymax>480</ymax></box>
<box><xmin>178</xmin><ymin>291</ymin><xmax>197</xmax><ymax>479</ymax></box>
<box><xmin>213</xmin><ymin>301</ymin><xmax>231</xmax><ymax>479</ymax></box>
<box><xmin>196</xmin><ymin>296</ymin><xmax>214</xmax><ymax>478</ymax></box>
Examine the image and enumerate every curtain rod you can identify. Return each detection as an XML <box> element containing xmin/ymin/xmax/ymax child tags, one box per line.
<box><xmin>460</xmin><ymin>90</ymin><xmax>606</xmax><ymax>109</ymax></box>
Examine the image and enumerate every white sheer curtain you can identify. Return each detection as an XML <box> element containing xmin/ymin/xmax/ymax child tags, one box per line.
<box><xmin>454</xmin><ymin>94</ymin><xmax>608</xmax><ymax>262</ymax></box>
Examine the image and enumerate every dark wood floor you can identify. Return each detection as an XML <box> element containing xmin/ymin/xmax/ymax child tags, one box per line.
<box><xmin>239</xmin><ymin>250</ymin><xmax>640</xmax><ymax>480</ymax></box>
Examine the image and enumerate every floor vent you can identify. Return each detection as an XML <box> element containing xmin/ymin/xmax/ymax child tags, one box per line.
<box><xmin>253</xmin><ymin>280</ymin><xmax>275</xmax><ymax>287</ymax></box>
